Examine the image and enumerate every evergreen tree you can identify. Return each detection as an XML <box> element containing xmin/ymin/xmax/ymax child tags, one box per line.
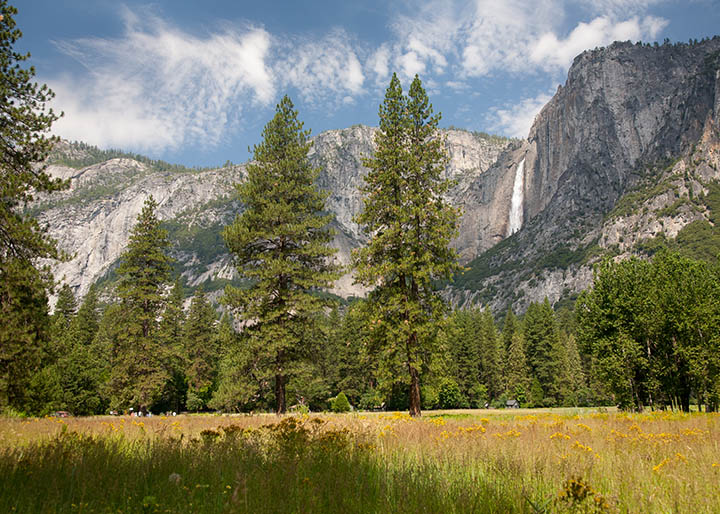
<box><xmin>353</xmin><ymin>74</ymin><xmax>460</xmax><ymax>417</ymax></box>
<box><xmin>0</xmin><ymin>259</ymin><xmax>52</xmax><ymax>410</ymax></box>
<box><xmin>210</xmin><ymin>319</ymin><xmax>264</xmax><ymax>413</ymax></box>
<box><xmin>477</xmin><ymin>309</ymin><xmax>503</xmax><ymax>402</ymax></box>
<box><xmin>446</xmin><ymin>309</ymin><xmax>479</xmax><ymax>406</ymax></box>
<box><xmin>222</xmin><ymin>95</ymin><xmax>340</xmax><ymax>414</ymax></box>
<box><xmin>0</xmin><ymin>3</ymin><xmax>65</xmax><ymax>413</ymax></box>
<box><xmin>108</xmin><ymin>196</ymin><xmax>173</xmax><ymax>412</ymax></box>
<box><xmin>0</xmin><ymin>2</ymin><xmax>65</xmax><ymax>263</ymax></box>
<box><xmin>184</xmin><ymin>292</ymin><xmax>219</xmax><ymax>411</ymax></box>
<box><xmin>158</xmin><ymin>279</ymin><xmax>187</xmax><ymax>413</ymax></box>
<box><xmin>558</xmin><ymin>332</ymin><xmax>587</xmax><ymax>406</ymax></box>
<box><xmin>50</xmin><ymin>286</ymin><xmax>105</xmax><ymax>415</ymax></box>
<box><xmin>505</xmin><ymin>331</ymin><xmax>531</xmax><ymax>406</ymax></box>
<box><xmin>523</xmin><ymin>299</ymin><xmax>562</xmax><ymax>406</ymax></box>
<box><xmin>53</xmin><ymin>284</ymin><xmax>77</xmax><ymax>325</ymax></box>
<box><xmin>73</xmin><ymin>285</ymin><xmax>100</xmax><ymax>347</ymax></box>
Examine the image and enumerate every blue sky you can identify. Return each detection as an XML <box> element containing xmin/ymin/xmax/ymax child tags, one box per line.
<box><xmin>16</xmin><ymin>0</ymin><xmax>720</xmax><ymax>167</ymax></box>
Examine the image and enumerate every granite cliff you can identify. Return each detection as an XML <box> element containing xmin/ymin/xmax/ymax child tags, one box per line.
<box><xmin>38</xmin><ymin>128</ymin><xmax>512</xmax><ymax>301</ymax></box>
<box><xmin>35</xmin><ymin>37</ymin><xmax>720</xmax><ymax>313</ymax></box>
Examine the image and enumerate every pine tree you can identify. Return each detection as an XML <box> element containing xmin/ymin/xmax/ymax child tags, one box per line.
<box><xmin>353</xmin><ymin>74</ymin><xmax>460</xmax><ymax>417</ymax></box>
<box><xmin>184</xmin><ymin>292</ymin><xmax>219</xmax><ymax>412</ymax></box>
<box><xmin>53</xmin><ymin>284</ymin><xmax>77</xmax><ymax>325</ymax></box>
<box><xmin>0</xmin><ymin>2</ymin><xmax>65</xmax><ymax>263</ymax></box>
<box><xmin>222</xmin><ymin>95</ymin><xmax>340</xmax><ymax>414</ymax></box>
<box><xmin>209</xmin><ymin>316</ymin><xmax>263</xmax><ymax>413</ymax></box>
<box><xmin>524</xmin><ymin>299</ymin><xmax>562</xmax><ymax>406</ymax></box>
<box><xmin>446</xmin><ymin>309</ymin><xmax>480</xmax><ymax>406</ymax></box>
<box><xmin>73</xmin><ymin>285</ymin><xmax>99</xmax><ymax>347</ymax></box>
<box><xmin>0</xmin><ymin>3</ymin><xmax>65</xmax><ymax>413</ymax></box>
<box><xmin>505</xmin><ymin>331</ymin><xmax>531</xmax><ymax>406</ymax></box>
<box><xmin>157</xmin><ymin>279</ymin><xmax>187</xmax><ymax>413</ymax></box>
<box><xmin>108</xmin><ymin>196</ymin><xmax>173</xmax><ymax>412</ymax></box>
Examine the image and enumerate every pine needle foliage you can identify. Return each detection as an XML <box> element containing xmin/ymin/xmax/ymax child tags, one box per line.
<box><xmin>0</xmin><ymin>2</ymin><xmax>65</xmax><ymax>412</ymax></box>
<box><xmin>0</xmin><ymin>2</ymin><xmax>65</xmax><ymax>262</ymax></box>
<box><xmin>222</xmin><ymin>95</ymin><xmax>340</xmax><ymax>414</ymax></box>
<box><xmin>109</xmin><ymin>196</ymin><xmax>173</xmax><ymax>411</ymax></box>
<box><xmin>353</xmin><ymin>74</ymin><xmax>461</xmax><ymax>416</ymax></box>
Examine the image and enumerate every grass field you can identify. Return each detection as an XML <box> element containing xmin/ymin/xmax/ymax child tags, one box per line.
<box><xmin>1</xmin><ymin>408</ymin><xmax>719</xmax><ymax>513</ymax></box>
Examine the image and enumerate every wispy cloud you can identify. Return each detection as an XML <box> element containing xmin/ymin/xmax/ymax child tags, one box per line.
<box><xmin>488</xmin><ymin>90</ymin><xmax>555</xmax><ymax>138</ymax></box>
<box><xmin>50</xmin><ymin>7</ymin><xmax>274</xmax><ymax>152</ymax></box>
<box><xmin>530</xmin><ymin>15</ymin><xmax>668</xmax><ymax>71</ymax></box>
<box><xmin>277</xmin><ymin>29</ymin><xmax>365</xmax><ymax>105</ymax></box>
<box><xmin>46</xmin><ymin>0</ymin><xmax>673</xmax><ymax>151</ymax></box>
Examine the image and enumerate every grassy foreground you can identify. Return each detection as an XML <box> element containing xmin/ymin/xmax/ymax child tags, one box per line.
<box><xmin>1</xmin><ymin>409</ymin><xmax>719</xmax><ymax>513</ymax></box>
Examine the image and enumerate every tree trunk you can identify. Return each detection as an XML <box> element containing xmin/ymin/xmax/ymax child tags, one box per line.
<box><xmin>408</xmin><ymin>364</ymin><xmax>421</xmax><ymax>417</ymax></box>
<box><xmin>275</xmin><ymin>373</ymin><xmax>286</xmax><ymax>415</ymax></box>
<box><xmin>680</xmin><ymin>388</ymin><xmax>691</xmax><ymax>413</ymax></box>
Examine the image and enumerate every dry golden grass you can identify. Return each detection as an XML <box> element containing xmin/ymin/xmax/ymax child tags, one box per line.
<box><xmin>1</xmin><ymin>408</ymin><xmax>719</xmax><ymax>512</ymax></box>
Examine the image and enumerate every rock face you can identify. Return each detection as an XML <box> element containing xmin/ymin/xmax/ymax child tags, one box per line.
<box><xmin>456</xmin><ymin>37</ymin><xmax>720</xmax><ymax>312</ymax></box>
<box><xmin>36</xmin><ymin>37</ymin><xmax>720</xmax><ymax>312</ymax></box>
<box><xmin>38</xmin><ymin>129</ymin><xmax>511</xmax><ymax>300</ymax></box>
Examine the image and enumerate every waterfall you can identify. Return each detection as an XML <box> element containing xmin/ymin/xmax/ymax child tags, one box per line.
<box><xmin>507</xmin><ymin>158</ymin><xmax>525</xmax><ymax>236</ymax></box>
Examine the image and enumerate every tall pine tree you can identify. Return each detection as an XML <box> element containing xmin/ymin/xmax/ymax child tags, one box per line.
<box><xmin>223</xmin><ymin>95</ymin><xmax>340</xmax><ymax>414</ymax></box>
<box><xmin>0</xmin><ymin>2</ymin><xmax>66</xmax><ymax>413</ymax></box>
<box><xmin>108</xmin><ymin>196</ymin><xmax>173</xmax><ymax>413</ymax></box>
<box><xmin>353</xmin><ymin>74</ymin><xmax>460</xmax><ymax>417</ymax></box>
<box><xmin>184</xmin><ymin>291</ymin><xmax>219</xmax><ymax>412</ymax></box>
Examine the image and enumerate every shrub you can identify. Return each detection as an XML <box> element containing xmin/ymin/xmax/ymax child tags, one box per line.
<box><xmin>438</xmin><ymin>379</ymin><xmax>468</xmax><ymax>409</ymax></box>
<box><xmin>421</xmin><ymin>385</ymin><xmax>439</xmax><ymax>410</ymax></box>
<box><xmin>330</xmin><ymin>392</ymin><xmax>351</xmax><ymax>413</ymax></box>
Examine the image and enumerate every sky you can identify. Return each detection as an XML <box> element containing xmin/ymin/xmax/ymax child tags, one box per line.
<box><xmin>16</xmin><ymin>0</ymin><xmax>720</xmax><ymax>167</ymax></box>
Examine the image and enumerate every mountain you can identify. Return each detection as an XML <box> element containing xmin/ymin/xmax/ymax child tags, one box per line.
<box><xmin>35</xmin><ymin>37</ymin><xmax>720</xmax><ymax>313</ymax></box>
<box><xmin>454</xmin><ymin>37</ymin><xmax>720</xmax><ymax>312</ymax></box>
<box><xmin>38</xmin><ymin>128</ymin><xmax>512</xmax><ymax>301</ymax></box>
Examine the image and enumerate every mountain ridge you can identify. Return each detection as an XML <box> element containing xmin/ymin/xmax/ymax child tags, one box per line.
<box><xmin>36</xmin><ymin>37</ymin><xmax>720</xmax><ymax>313</ymax></box>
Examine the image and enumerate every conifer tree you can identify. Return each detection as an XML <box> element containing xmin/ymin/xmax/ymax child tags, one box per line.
<box><xmin>108</xmin><ymin>196</ymin><xmax>173</xmax><ymax>412</ymax></box>
<box><xmin>477</xmin><ymin>308</ymin><xmax>503</xmax><ymax>402</ymax></box>
<box><xmin>222</xmin><ymin>95</ymin><xmax>340</xmax><ymax>414</ymax></box>
<box><xmin>73</xmin><ymin>285</ymin><xmax>100</xmax><ymax>347</ymax></box>
<box><xmin>524</xmin><ymin>299</ymin><xmax>563</xmax><ymax>406</ymax></box>
<box><xmin>0</xmin><ymin>3</ymin><xmax>65</xmax><ymax>413</ymax></box>
<box><xmin>446</xmin><ymin>309</ymin><xmax>480</xmax><ymax>406</ymax></box>
<box><xmin>505</xmin><ymin>331</ymin><xmax>531</xmax><ymax>405</ymax></box>
<box><xmin>158</xmin><ymin>279</ymin><xmax>187</xmax><ymax>413</ymax></box>
<box><xmin>53</xmin><ymin>284</ymin><xmax>77</xmax><ymax>325</ymax></box>
<box><xmin>353</xmin><ymin>74</ymin><xmax>460</xmax><ymax>417</ymax></box>
<box><xmin>0</xmin><ymin>2</ymin><xmax>65</xmax><ymax>263</ymax></box>
<box><xmin>184</xmin><ymin>292</ymin><xmax>219</xmax><ymax>411</ymax></box>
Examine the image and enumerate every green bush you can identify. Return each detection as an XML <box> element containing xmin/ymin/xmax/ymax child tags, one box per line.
<box><xmin>330</xmin><ymin>392</ymin><xmax>351</xmax><ymax>413</ymax></box>
<box><xmin>437</xmin><ymin>379</ymin><xmax>468</xmax><ymax>409</ymax></box>
<box><xmin>421</xmin><ymin>385</ymin><xmax>439</xmax><ymax>410</ymax></box>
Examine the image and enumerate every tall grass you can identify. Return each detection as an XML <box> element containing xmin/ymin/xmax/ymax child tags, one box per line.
<box><xmin>1</xmin><ymin>409</ymin><xmax>718</xmax><ymax>512</ymax></box>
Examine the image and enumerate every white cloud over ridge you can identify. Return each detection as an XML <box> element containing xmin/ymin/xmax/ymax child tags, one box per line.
<box><xmin>47</xmin><ymin>1</ymin><xmax>672</xmax><ymax>151</ymax></box>
<box><xmin>488</xmin><ymin>91</ymin><xmax>555</xmax><ymax>138</ymax></box>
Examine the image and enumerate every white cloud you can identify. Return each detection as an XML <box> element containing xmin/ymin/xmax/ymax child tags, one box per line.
<box><xmin>49</xmin><ymin>7</ymin><xmax>274</xmax><ymax>152</ymax></box>
<box><xmin>48</xmin><ymin>8</ymin><xmax>367</xmax><ymax>153</ymax></box>
<box><xmin>277</xmin><ymin>29</ymin><xmax>365</xmax><ymax>104</ymax></box>
<box><xmin>45</xmin><ymin>0</ymin><xmax>675</xmax><ymax>153</ymax></box>
<box><xmin>367</xmin><ymin>44</ymin><xmax>391</xmax><ymax>82</ymax></box>
<box><xmin>530</xmin><ymin>15</ymin><xmax>668</xmax><ymax>71</ymax></box>
<box><xmin>488</xmin><ymin>91</ymin><xmax>555</xmax><ymax>138</ymax></box>
<box><xmin>457</xmin><ymin>0</ymin><xmax>668</xmax><ymax>77</ymax></box>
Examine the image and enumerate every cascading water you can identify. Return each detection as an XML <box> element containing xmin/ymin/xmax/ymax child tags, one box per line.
<box><xmin>507</xmin><ymin>158</ymin><xmax>525</xmax><ymax>236</ymax></box>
